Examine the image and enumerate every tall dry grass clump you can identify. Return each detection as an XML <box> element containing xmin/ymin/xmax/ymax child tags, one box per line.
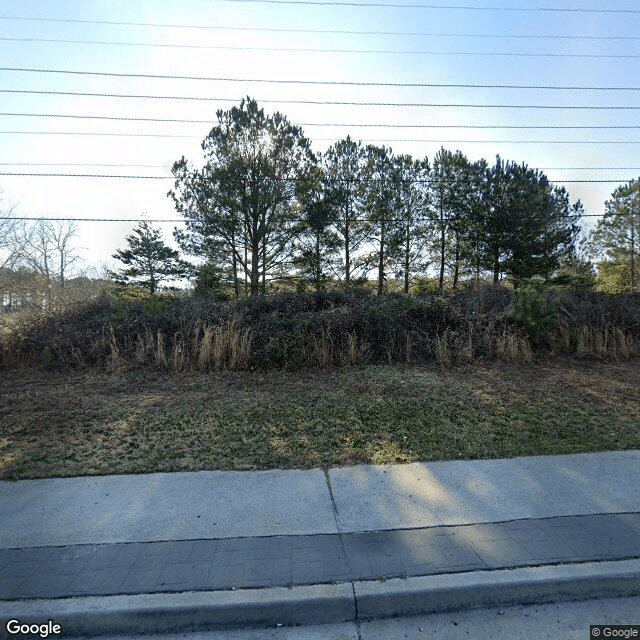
<box><xmin>495</xmin><ymin>330</ymin><xmax>533</xmax><ymax>363</ymax></box>
<box><xmin>576</xmin><ymin>325</ymin><xmax>638</xmax><ymax>360</ymax></box>
<box><xmin>312</xmin><ymin>330</ymin><xmax>333</xmax><ymax>367</ymax></box>
<box><xmin>195</xmin><ymin>316</ymin><xmax>252</xmax><ymax>370</ymax></box>
<box><xmin>435</xmin><ymin>336</ymin><xmax>452</xmax><ymax>366</ymax></box>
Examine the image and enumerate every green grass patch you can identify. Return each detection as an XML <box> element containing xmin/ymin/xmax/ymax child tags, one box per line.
<box><xmin>1</xmin><ymin>358</ymin><xmax>638</xmax><ymax>480</ymax></box>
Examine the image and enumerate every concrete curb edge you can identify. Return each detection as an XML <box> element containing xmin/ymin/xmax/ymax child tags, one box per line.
<box><xmin>2</xmin><ymin>559</ymin><xmax>640</xmax><ymax>638</ymax></box>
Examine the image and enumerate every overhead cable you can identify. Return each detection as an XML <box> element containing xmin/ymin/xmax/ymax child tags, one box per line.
<box><xmin>2</xmin><ymin>67</ymin><xmax>640</xmax><ymax>91</ymax></box>
<box><xmin>4</xmin><ymin>109</ymin><xmax>640</xmax><ymax>128</ymax></box>
<box><xmin>1</xmin><ymin>15</ymin><xmax>639</xmax><ymax>36</ymax></box>
<box><xmin>0</xmin><ymin>173</ymin><xmax>633</xmax><ymax>184</ymax></box>
<box><xmin>0</xmin><ymin>212</ymin><xmax>624</xmax><ymax>222</ymax></box>
<box><xmin>1</xmin><ymin>131</ymin><xmax>638</xmax><ymax>144</ymax></box>
<box><xmin>4</xmin><ymin>90</ymin><xmax>640</xmax><ymax>107</ymax></box>
<box><xmin>3</xmin><ymin>163</ymin><xmax>640</xmax><ymax>171</ymax></box>
<box><xmin>195</xmin><ymin>0</ymin><xmax>640</xmax><ymax>13</ymax></box>
<box><xmin>3</xmin><ymin>37</ymin><xmax>640</xmax><ymax>58</ymax></box>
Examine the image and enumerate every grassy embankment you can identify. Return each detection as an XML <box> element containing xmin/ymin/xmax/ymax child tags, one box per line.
<box><xmin>1</xmin><ymin>285</ymin><xmax>639</xmax><ymax>480</ymax></box>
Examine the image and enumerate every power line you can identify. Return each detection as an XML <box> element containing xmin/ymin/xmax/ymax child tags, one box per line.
<box><xmin>0</xmin><ymin>131</ymin><xmax>198</xmax><ymax>138</ymax></box>
<box><xmin>3</xmin><ymin>163</ymin><xmax>640</xmax><ymax>171</ymax></box>
<box><xmin>3</xmin><ymin>67</ymin><xmax>640</xmax><ymax>91</ymax></box>
<box><xmin>6</xmin><ymin>90</ymin><xmax>640</xmax><ymax>107</ymax></box>
<box><xmin>0</xmin><ymin>162</ymin><xmax>169</xmax><ymax>168</ymax></box>
<box><xmin>5</xmin><ymin>111</ymin><xmax>640</xmax><ymax>130</ymax></box>
<box><xmin>3</xmin><ymin>36</ymin><xmax>640</xmax><ymax>58</ymax></box>
<box><xmin>1</xmin><ymin>132</ymin><xmax>638</xmax><ymax>144</ymax></box>
<box><xmin>4</xmin><ymin>90</ymin><xmax>640</xmax><ymax>111</ymax></box>
<box><xmin>1</xmin><ymin>119</ymin><xmax>639</xmax><ymax>130</ymax></box>
<box><xmin>196</xmin><ymin>0</ymin><xmax>640</xmax><ymax>13</ymax></box>
<box><xmin>0</xmin><ymin>173</ymin><xmax>633</xmax><ymax>184</ymax></box>
<box><xmin>0</xmin><ymin>217</ymin><xmax>185</xmax><ymax>222</ymax></box>
<box><xmin>0</xmin><ymin>212</ymin><xmax>622</xmax><ymax>222</ymax></box>
<box><xmin>1</xmin><ymin>15</ymin><xmax>638</xmax><ymax>38</ymax></box>
<box><xmin>0</xmin><ymin>173</ymin><xmax>170</xmax><ymax>179</ymax></box>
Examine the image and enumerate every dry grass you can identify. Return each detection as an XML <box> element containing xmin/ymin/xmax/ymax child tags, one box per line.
<box><xmin>194</xmin><ymin>317</ymin><xmax>252</xmax><ymax>370</ymax></box>
<box><xmin>2</xmin><ymin>288</ymin><xmax>639</xmax><ymax>371</ymax></box>
<box><xmin>496</xmin><ymin>331</ymin><xmax>533</xmax><ymax>363</ymax></box>
<box><xmin>575</xmin><ymin>325</ymin><xmax>639</xmax><ymax>360</ymax></box>
<box><xmin>1</xmin><ymin>358</ymin><xmax>638</xmax><ymax>480</ymax></box>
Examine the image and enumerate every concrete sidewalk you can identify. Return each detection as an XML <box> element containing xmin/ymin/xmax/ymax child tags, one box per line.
<box><xmin>1</xmin><ymin>451</ymin><xmax>640</xmax><ymax>637</ymax></box>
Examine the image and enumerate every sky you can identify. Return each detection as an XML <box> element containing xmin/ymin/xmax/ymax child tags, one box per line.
<box><xmin>1</xmin><ymin>0</ymin><xmax>639</xmax><ymax>278</ymax></box>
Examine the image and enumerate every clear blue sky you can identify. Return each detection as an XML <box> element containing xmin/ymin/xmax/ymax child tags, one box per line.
<box><xmin>1</xmin><ymin>0</ymin><xmax>639</xmax><ymax>275</ymax></box>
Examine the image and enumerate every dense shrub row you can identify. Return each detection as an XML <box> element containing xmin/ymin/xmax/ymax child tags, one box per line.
<box><xmin>1</xmin><ymin>284</ymin><xmax>638</xmax><ymax>371</ymax></box>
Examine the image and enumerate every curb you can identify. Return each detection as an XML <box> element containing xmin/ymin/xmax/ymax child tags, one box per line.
<box><xmin>2</xmin><ymin>559</ymin><xmax>640</xmax><ymax>638</ymax></box>
<box><xmin>354</xmin><ymin>559</ymin><xmax>640</xmax><ymax>619</ymax></box>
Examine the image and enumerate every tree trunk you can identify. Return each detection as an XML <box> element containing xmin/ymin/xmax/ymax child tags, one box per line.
<box><xmin>453</xmin><ymin>230</ymin><xmax>460</xmax><ymax>289</ymax></box>
<box><xmin>59</xmin><ymin>252</ymin><xmax>65</xmax><ymax>290</ymax></box>
<box><xmin>315</xmin><ymin>230</ymin><xmax>321</xmax><ymax>290</ymax></box>
<box><xmin>404</xmin><ymin>221</ymin><xmax>410</xmax><ymax>294</ymax></box>
<box><xmin>493</xmin><ymin>249</ymin><xmax>500</xmax><ymax>284</ymax></box>
<box><xmin>244</xmin><ymin>217</ymin><xmax>249</xmax><ymax>296</ymax></box>
<box><xmin>250</xmin><ymin>236</ymin><xmax>260</xmax><ymax>296</ymax></box>
<box><xmin>147</xmin><ymin>254</ymin><xmax>156</xmax><ymax>293</ymax></box>
<box><xmin>377</xmin><ymin>220</ymin><xmax>385</xmax><ymax>296</ymax></box>
<box><xmin>262</xmin><ymin>239</ymin><xmax>266</xmax><ymax>295</ymax></box>
<box><xmin>439</xmin><ymin>225</ymin><xmax>446</xmax><ymax>291</ymax></box>
<box><xmin>231</xmin><ymin>227</ymin><xmax>239</xmax><ymax>298</ymax></box>
<box><xmin>629</xmin><ymin>207</ymin><xmax>636</xmax><ymax>292</ymax></box>
<box><xmin>344</xmin><ymin>205</ymin><xmax>350</xmax><ymax>283</ymax></box>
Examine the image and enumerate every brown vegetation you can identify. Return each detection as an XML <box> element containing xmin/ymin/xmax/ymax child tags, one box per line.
<box><xmin>1</xmin><ymin>284</ymin><xmax>638</xmax><ymax>373</ymax></box>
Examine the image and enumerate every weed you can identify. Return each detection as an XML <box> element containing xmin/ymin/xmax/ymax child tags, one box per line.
<box><xmin>435</xmin><ymin>337</ymin><xmax>451</xmax><ymax>366</ymax></box>
<box><xmin>1</xmin><ymin>288</ymin><xmax>638</xmax><ymax>371</ymax></box>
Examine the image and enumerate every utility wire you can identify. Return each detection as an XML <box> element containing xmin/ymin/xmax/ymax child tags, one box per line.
<box><xmin>4</xmin><ymin>111</ymin><xmax>640</xmax><ymax>128</ymax></box>
<box><xmin>0</xmin><ymin>131</ymin><xmax>198</xmax><ymax>138</ymax></box>
<box><xmin>3</xmin><ymin>37</ymin><xmax>640</xmax><ymax>58</ymax></box>
<box><xmin>1</xmin><ymin>132</ymin><xmax>638</xmax><ymax>144</ymax></box>
<box><xmin>0</xmin><ymin>173</ymin><xmax>633</xmax><ymax>184</ymax></box>
<box><xmin>1</xmin><ymin>15</ymin><xmax>639</xmax><ymax>37</ymax></box>
<box><xmin>0</xmin><ymin>162</ymin><xmax>170</xmax><ymax>168</ymax></box>
<box><xmin>5</xmin><ymin>91</ymin><xmax>640</xmax><ymax>106</ymax></box>
<box><xmin>195</xmin><ymin>0</ymin><xmax>640</xmax><ymax>13</ymax></box>
<box><xmin>3</xmin><ymin>163</ymin><xmax>640</xmax><ymax>171</ymax></box>
<box><xmin>0</xmin><ymin>212</ymin><xmax>623</xmax><ymax>221</ymax></box>
<box><xmin>2</xmin><ymin>67</ymin><xmax>640</xmax><ymax>91</ymax></box>
<box><xmin>0</xmin><ymin>217</ymin><xmax>185</xmax><ymax>222</ymax></box>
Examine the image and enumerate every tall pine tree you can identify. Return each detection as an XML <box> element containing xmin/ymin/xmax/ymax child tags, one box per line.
<box><xmin>592</xmin><ymin>178</ymin><xmax>640</xmax><ymax>293</ymax></box>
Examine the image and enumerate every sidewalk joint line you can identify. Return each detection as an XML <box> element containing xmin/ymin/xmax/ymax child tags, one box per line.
<box><xmin>323</xmin><ymin>470</ymin><xmax>363</xmax><ymax>632</ymax></box>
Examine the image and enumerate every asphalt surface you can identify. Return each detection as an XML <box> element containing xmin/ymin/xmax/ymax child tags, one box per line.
<box><xmin>1</xmin><ymin>451</ymin><xmax>639</xmax><ymax>638</ymax></box>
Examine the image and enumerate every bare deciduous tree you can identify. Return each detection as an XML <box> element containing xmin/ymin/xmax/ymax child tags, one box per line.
<box><xmin>12</xmin><ymin>219</ymin><xmax>84</xmax><ymax>309</ymax></box>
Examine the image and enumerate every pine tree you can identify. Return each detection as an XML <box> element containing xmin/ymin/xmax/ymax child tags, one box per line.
<box><xmin>292</xmin><ymin>164</ymin><xmax>341</xmax><ymax>290</ymax></box>
<box><xmin>111</xmin><ymin>221</ymin><xmax>188</xmax><ymax>293</ymax></box>
<box><xmin>321</xmin><ymin>137</ymin><xmax>370</xmax><ymax>284</ymax></box>
<box><xmin>475</xmin><ymin>157</ymin><xmax>579</xmax><ymax>286</ymax></box>
<box><xmin>169</xmin><ymin>97</ymin><xmax>314</xmax><ymax>296</ymax></box>
<box><xmin>386</xmin><ymin>154</ymin><xmax>431</xmax><ymax>294</ymax></box>
<box><xmin>592</xmin><ymin>178</ymin><xmax>640</xmax><ymax>293</ymax></box>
